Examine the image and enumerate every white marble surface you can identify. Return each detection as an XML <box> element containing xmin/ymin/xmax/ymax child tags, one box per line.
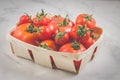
<box><xmin>0</xmin><ymin>0</ymin><xmax>120</xmax><ymax>80</ymax></box>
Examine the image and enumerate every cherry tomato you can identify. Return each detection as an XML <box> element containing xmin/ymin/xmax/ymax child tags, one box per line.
<box><xmin>37</xmin><ymin>26</ymin><xmax>52</xmax><ymax>40</ymax></box>
<box><xmin>84</xmin><ymin>37</ymin><xmax>95</xmax><ymax>49</ymax></box>
<box><xmin>56</xmin><ymin>15</ymin><xmax>74</xmax><ymax>33</ymax></box>
<box><xmin>78</xmin><ymin>29</ymin><xmax>96</xmax><ymax>48</ymax></box>
<box><xmin>79</xmin><ymin>32</ymin><xmax>91</xmax><ymax>44</ymax></box>
<box><xmin>48</xmin><ymin>20</ymin><xmax>59</xmax><ymax>34</ymax></box>
<box><xmin>39</xmin><ymin>40</ymin><xmax>57</xmax><ymax>50</ymax></box>
<box><xmin>32</xmin><ymin>10</ymin><xmax>51</xmax><ymax>26</ymax></box>
<box><xmin>70</xmin><ymin>24</ymin><xmax>89</xmax><ymax>40</ymax></box>
<box><xmin>12</xmin><ymin>23</ymin><xmax>38</xmax><ymax>46</ymax></box>
<box><xmin>55</xmin><ymin>31</ymin><xmax>69</xmax><ymax>45</ymax></box>
<box><xmin>59</xmin><ymin>41</ymin><xmax>86</xmax><ymax>53</ymax></box>
<box><xmin>48</xmin><ymin>15</ymin><xmax>64</xmax><ymax>34</ymax></box>
<box><xmin>51</xmin><ymin>15</ymin><xmax>64</xmax><ymax>22</ymax></box>
<box><xmin>18</xmin><ymin>14</ymin><xmax>31</xmax><ymax>25</ymax></box>
<box><xmin>32</xmin><ymin>16</ymin><xmax>51</xmax><ymax>26</ymax></box>
<box><xmin>54</xmin><ymin>24</ymin><xmax>74</xmax><ymax>34</ymax></box>
<box><xmin>76</xmin><ymin>14</ymin><xmax>96</xmax><ymax>29</ymax></box>
<box><xmin>48</xmin><ymin>15</ymin><xmax>74</xmax><ymax>35</ymax></box>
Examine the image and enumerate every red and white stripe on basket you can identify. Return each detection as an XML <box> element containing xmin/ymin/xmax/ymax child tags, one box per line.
<box><xmin>90</xmin><ymin>46</ymin><xmax>98</xmax><ymax>61</ymax></box>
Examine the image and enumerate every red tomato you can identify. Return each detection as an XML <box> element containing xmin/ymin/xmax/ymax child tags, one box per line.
<box><xmin>48</xmin><ymin>20</ymin><xmax>59</xmax><ymax>34</ymax></box>
<box><xmin>37</xmin><ymin>26</ymin><xmax>52</xmax><ymax>40</ymax></box>
<box><xmin>68</xmin><ymin>20</ymin><xmax>74</xmax><ymax>27</ymax></box>
<box><xmin>55</xmin><ymin>32</ymin><xmax>69</xmax><ymax>45</ymax></box>
<box><xmin>80</xmin><ymin>28</ymin><xmax>95</xmax><ymax>48</ymax></box>
<box><xmin>70</xmin><ymin>24</ymin><xmax>89</xmax><ymax>40</ymax></box>
<box><xmin>12</xmin><ymin>23</ymin><xmax>39</xmax><ymax>46</ymax></box>
<box><xmin>59</xmin><ymin>41</ymin><xmax>86</xmax><ymax>53</ymax></box>
<box><xmin>56</xmin><ymin>15</ymin><xmax>74</xmax><ymax>33</ymax></box>
<box><xmin>76</xmin><ymin>14</ymin><xmax>96</xmax><ymax>29</ymax></box>
<box><xmin>48</xmin><ymin>15</ymin><xmax>74</xmax><ymax>35</ymax></box>
<box><xmin>84</xmin><ymin>37</ymin><xmax>95</xmax><ymax>49</ymax></box>
<box><xmin>55</xmin><ymin>24</ymin><xmax>74</xmax><ymax>34</ymax></box>
<box><xmin>51</xmin><ymin>15</ymin><xmax>64</xmax><ymax>22</ymax></box>
<box><xmin>32</xmin><ymin>16</ymin><xmax>51</xmax><ymax>26</ymax></box>
<box><xmin>79</xmin><ymin>32</ymin><xmax>91</xmax><ymax>45</ymax></box>
<box><xmin>39</xmin><ymin>40</ymin><xmax>57</xmax><ymax>50</ymax></box>
<box><xmin>48</xmin><ymin>15</ymin><xmax>64</xmax><ymax>34</ymax></box>
<box><xmin>32</xmin><ymin>10</ymin><xmax>51</xmax><ymax>26</ymax></box>
<box><xmin>18</xmin><ymin>14</ymin><xmax>31</xmax><ymax>25</ymax></box>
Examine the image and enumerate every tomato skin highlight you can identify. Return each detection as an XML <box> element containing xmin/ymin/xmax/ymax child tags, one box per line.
<box><xmin>12</xmin><ymin>23</ymin><xmax>39</xmax><ymax>46</ymax></box>
<box><xmin>48</xmin><ymin>20</ymin><xmax>59</xmax><ymax>34</ymax></box>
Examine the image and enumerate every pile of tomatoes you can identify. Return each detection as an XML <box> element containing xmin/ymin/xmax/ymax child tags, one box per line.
<box><xmin>12</xmin><ymin>10</ymin><xmax>97</xmax><ymax>53</ymax></box>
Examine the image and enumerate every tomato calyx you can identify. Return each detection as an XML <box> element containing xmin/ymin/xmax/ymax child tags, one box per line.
<box><xmin>77</xmin><ymin>25</ymin><xmax>87</xmax><ymax>37</ymax></box>
<box><xmin>84</xmin><ymin>15</ymin><xmax>92</xmax><ymax>21</ymax></box>
<box><xmin>58</xmin><ymin>15</ymin><xmax>69</xmax><ymax>26</ymax></box>
<box><xmin>89</xmin><ymin>30</ymin><xmax>95</xmax><ymax>38</ymax></box>
<box><xmin>72</xmin><ymin>41</ymin><xmax>80</xmax><ymax>50</ymax></box>
<box><xmin>36</xmin><ymin>27</ymin><xmax>43</xmax><ymax>33</ymax></box>
<box><xmin>76</xmin><ymin>25</ymin><xmax>95</xmax><ymax>38</ymax></box>
<box><xmin>86</xmin><ymin>29</ymin><xmax>95</xmax><ymax>38</ymax></box>
<box><xmin>40</xmin><ymin>43</ymin><xmax>48</xmax><ymax>49</ymax></box>
<box><xmin>36</xmin><ymin>9</ymin><xmax>47</xmax><ymax>21</ymax></box>
<box><xmin>56</xmin><ymin>31</ymin><xmax>66</xmax><ymax>41</ymax></box>
<box><xmin>24</xmin><ymin>13</ymin><xmax>32</xmax><ymax>20</ymax></box>
<box><xmin>40</xmin><ymin>43</ymin><xmax>53</xmax><ymax>50</ymax></box>
<box><xmin>27</xmin><ymin>24</ymin><xmax>36</xmax><ymax>33</ymax></box>
<box><xmin>27</xmin><ymin>24</ymin><xmax>43</xmax><ymax>33</ymax></box>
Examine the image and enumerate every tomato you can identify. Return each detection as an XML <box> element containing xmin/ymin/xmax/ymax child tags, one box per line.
<box><xmin>70</xmin><ymin>24</ymin><xmax>95</xmax><ymax>48</ymax></box>
<box><xmin>37</xmin><ymin>26</ymin><xmax>52</xmax><ymax>40</ymax></box>
<box><xmin>56</xmin><ymin>15</ymin><xmax>74</xmax><ymax>33</ymax></box>
<box><xmin>18</xmin><ymin>14</ymin><xmax>31</xmax><ymax>25</ymax></box>
<box><xmin>48</xmin><ymin>20</ymin><xmax>59</xmax><ymax>34</ymax></box>
<box><xmin>48</xmin><ymin>15</ymin><xmax>74</xmax><ymax>35</ymax></box>
<box><xmin>39</xmin><ymin>40</ymin><xmax>57</xmax><ymax>50</ymax></box>
<box><xmin>48</xmin><ymin>15</ymin><xmax>64</xmax><ymax>34</ymax></box>
<box><xmin>55</xmin><ymin>32</ymin><xmax>69</xmax><ymax>45</ymax></box>
<box><xmin>32</xmin><ymin>10</ymin><xmax>51</xmax><ymax>26</ymax></box>
<box><xmin>12</xmin><ymin>23</ymin><xmax>39</xmax><ymax>46</ymax></box>
<box><xmin>51</xmin><ymin>15</ymin><xmax>64</xmax><ymax>22</ymax></box>
<box><xmin>32</xmin><ymin>16</ymin><xmax>51</xmax><ymax>26</ymax></box>
<box><xmin>78</xmin><ymin>28</ymin><xmax>95</xmax><ymax>48</ymax></box>
<box><xmin>59</xmin><ymin>41</ymin><xmax>86</xmax><ymax>53</ymax></box>
<box><xmin>84</xmin><ymin>37</ymin><xmax>95</xmax><ymax>49</ymax></box>
<box><xmin>70</xmin><ymin>24</ymin><xmax>89</xmax><ymax>40</ymax></box>
<box><xmin>51</xmin><ymin>15</ymin><xmax>74</xmax><ymax>28</ymax></box>
<box><xmin>76</xmin><ymin>14</ymin><xmax>96</xmax><ymax>29</ymax></box>
<box><xmin>54</xmin><ymin>23</ymin><xmax>74</xmax><ymax>34</ymax></box>
<box><xmin>79</xmin><ymin>32</ymin><xmax>91</xmax><ymax>44</ymax></box>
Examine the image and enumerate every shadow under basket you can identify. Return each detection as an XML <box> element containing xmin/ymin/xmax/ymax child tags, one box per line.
<box><xmin>7</xmin><ymin>26</ymin><xmax>103</xmax><ymax>74</ymax></box>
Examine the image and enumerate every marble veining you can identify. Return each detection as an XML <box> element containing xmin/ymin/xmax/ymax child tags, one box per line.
<box><xmin>0</xmin><ymin>0</ymin><xmax>120</xmax><ymax>80</ymax></box>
